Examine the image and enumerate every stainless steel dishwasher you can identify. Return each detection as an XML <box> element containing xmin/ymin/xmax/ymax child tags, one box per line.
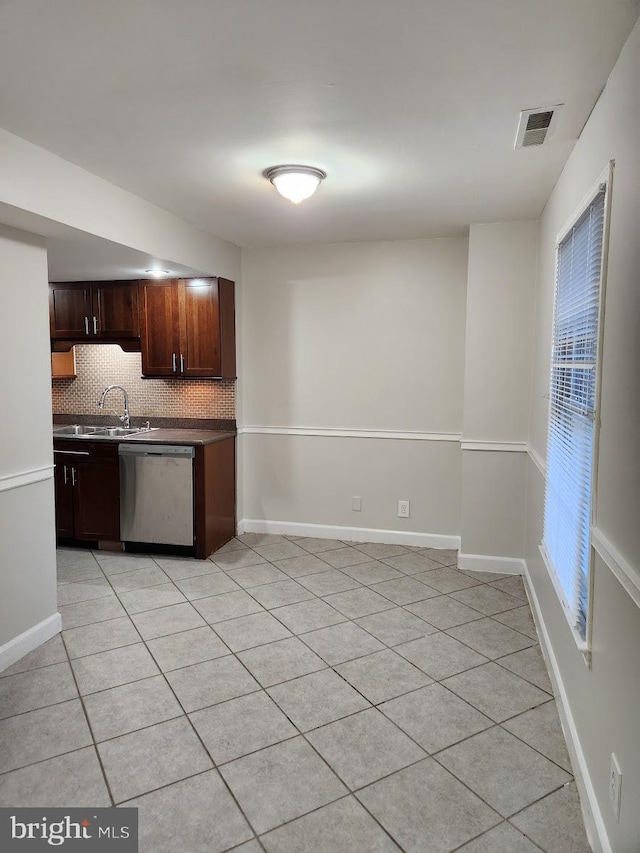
<box><xmin>119</xmin><ymin>444</ymin><xmax>195</xmax><ymax>546</ymax></box>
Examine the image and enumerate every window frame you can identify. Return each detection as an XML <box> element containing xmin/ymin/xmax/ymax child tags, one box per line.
<box><xmin>540</xmin><ymin>160</ymin><xmax>614</xmax><ymax>660</ymax></box>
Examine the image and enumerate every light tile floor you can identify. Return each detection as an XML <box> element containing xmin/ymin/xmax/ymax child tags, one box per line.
<box><xmin>0</xmin><ymin>535</ymin><xmax>592</xmax><ymax>852</ymax></box>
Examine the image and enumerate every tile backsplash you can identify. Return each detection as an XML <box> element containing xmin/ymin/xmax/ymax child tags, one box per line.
<box><xmin>51</xmin><ymin>345</ymin><xmax>235</xmax><ymax>420</ymax></box>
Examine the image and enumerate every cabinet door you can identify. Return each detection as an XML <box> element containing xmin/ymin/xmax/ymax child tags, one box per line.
<box><xmin>178</xmin><ymin>278</ymin><xmax>221</xmax><ymax>377</ymax></box>
<box><xmin>140</xmin><ymin>280</ymin><xmax>180</xmax><ymax>376</ymax></box>
<box><xmin>50</xmin><ymin>283</ymin><xmax>92</xmax><ymax>339</ymax></box>
<box><xmin>51</xmin><ymin>349</ymin><xmax>77</xmax><ymax>379</ymax></box>
<box><xmin>53</xmin><ymin>459</ymin><xmax>75</xmax><ymax>538</ymax></box>
<box><xmin>73</xmin><ymin>454</ymin><xmax>120</xmax><ymax>541</ymax></box>
<box><xmin>94</xmin><ymin>281</ymin><xmax>140</xmax><ymax>339</ymax></box>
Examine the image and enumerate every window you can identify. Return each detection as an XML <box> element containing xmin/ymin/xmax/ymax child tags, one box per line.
<box><xmin>542</xmin><ymin>175</ymin><xmax>610</xmax><ymax>643</ymax></box>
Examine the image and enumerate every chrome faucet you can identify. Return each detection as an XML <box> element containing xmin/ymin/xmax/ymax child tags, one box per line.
<box><xmin>98</xmin><ymin>385</ymin><xmax>130</xmax><ymax>428</ymax></box>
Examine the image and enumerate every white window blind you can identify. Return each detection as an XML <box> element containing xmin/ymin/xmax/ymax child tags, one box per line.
<box><xmin>543</xmin><ymin>186</ymin><xmax>606</xmax><ymax>640</ymax></box>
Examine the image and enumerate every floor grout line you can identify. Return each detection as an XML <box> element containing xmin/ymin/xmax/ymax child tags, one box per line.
<box><xmin>1</xmin><ymin>541</ymin><xmax>581</xmax><ymax>851</ymax></box>
<box><xmin>447</xmin><ymin>819</ymin><xmax>546</xmax><ymax>853</ymax></box>
<box><xmin>58</xmin><ymin>628</ymin><xmax>117</xmax><ymax>808</ymax></box>
<box><xmin>89</xmin><ymin>568</ymin><xmax>267</xmax><ymax>851</ymax></box>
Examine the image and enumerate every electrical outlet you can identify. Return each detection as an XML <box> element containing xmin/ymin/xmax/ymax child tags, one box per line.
<box><xmin>397</xmin><ymin>500</ymin><xmax>410</xmax><ymax>518</ymax></box>
<box><xmin>610</xmin><ymin>754</ymin><xmax>622</xmax><ymax>820</ymax></box>
<box><xmin>352</xmin><ymin>496</ymin><xmax>362</xmax><ymax>512</ymax></box>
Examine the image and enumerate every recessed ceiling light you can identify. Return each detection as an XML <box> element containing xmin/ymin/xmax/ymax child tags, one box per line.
<box><xmin>145</xmin><ymin>269</ymin><xmax>170</xmax><ymax>278</ymax></box>
<box><xmin>264</xmin><ymin>165</ymin><xmax>327</xmax><ymax>204</ymax></box>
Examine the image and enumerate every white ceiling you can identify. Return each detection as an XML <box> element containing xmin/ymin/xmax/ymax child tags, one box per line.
<box><xmin>0</xmin><ymin>0</ymin><xmax>637</xmax><ymax>247</ymax></box>
<box><xmin>46</xmin><ymin>230</ymin><xmax>206</xmax><ymax>282</ymax></box>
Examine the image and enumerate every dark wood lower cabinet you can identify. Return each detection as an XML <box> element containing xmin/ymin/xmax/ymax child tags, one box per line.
<box><xmin>54</xmin><ymin>436</ymin><xmax>235</xmax><ymax>556</ymax></box>
<box><xmin>194</xmin><ymin>437</ymin><xmax>236</xmax><ymax>558</ymax></box>
<box><xmin>73</xmin><ymin>456</ymin><xmax>120</xmax><ymax>540</ymax></box>
<box><xmin>54</xmin><ymin>459</ymin><xmax>75</xmax><ymax>538</ymax></box>
<box><xmin>54</xmin><ymin>441</ymin><xmax>120</xmax><ymax>542</ymax></box>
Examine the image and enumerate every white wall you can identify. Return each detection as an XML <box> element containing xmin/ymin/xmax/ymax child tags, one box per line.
<box><xmin>463</xmin><ymin>222</ymin><xmax>538</xmax><ymax>442</ymax></box>
<box><xmin>0</xmin><ymin>224</ymin><xmax>58</xmax><ymax>665</ymax></box>
<box><xmin>242</xmin><ymin>239</ymin><xmax>467</xmax><ymax>430</ymax></box>
<box><xmin>240</xmin><ymin>238</ymin><xmax>467</xmax><ymax>540</ymax></box>
<box><xmin>243</xmin><ymin>434</ymin><xmax>461</xmax><ymax>541</ymax></box>
<box><xmin>461</xmin><ymin>450</ymin><xmax>528</xmax><ymax>563</ymax></box>
<box><xmin>526</xmin><ymin>19</ymin><xmax>640</xmax><ymax>852</ymax></box>
<box><xmin>460</xmin><ymin>222</ymin><xmax>538</xmax><ymax>565</ymax></box>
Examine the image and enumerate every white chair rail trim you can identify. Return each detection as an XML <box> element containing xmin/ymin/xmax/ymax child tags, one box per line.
<box><xmin>0</xmin><ymin>465</ymin><xmax>55</xmax><ymax>493</ymax></box>
<box><xmin>239</xmin><ymin>427</ymin><xmax>542</xmax><ymax>457</ymax></box>
<box><xmin>527</xmin><ymin>445</ymin><xmax>547</xmax><ymax>476</ymax></box>
<box><xmin>591</xmin><ymin>526</ymin><xmax>640</xmax><ymax>610</ymax></box>
<box><xmin>238</xmin><ymin>426</ymin><xmax>461</xmax><ymax>441</ymax></box>
<box><xmin>460</xmin><ymin>440</ymin><xmax>528</xmax><ymax>452</ymax></box>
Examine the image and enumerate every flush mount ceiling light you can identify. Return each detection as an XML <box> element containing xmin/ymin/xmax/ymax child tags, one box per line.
<box><xmin>264</xmin><ymin>165</ymin><xmax>327</xmax><ymax>204</ymax></box>
<box><xmin>145</xmin><ymin>269</ymin><xmax>170</xmax><ymax>278</ymax></box>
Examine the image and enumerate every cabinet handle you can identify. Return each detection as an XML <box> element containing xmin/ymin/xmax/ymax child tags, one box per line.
<box><xmin>63</xmin><ymin>465</ymin><xmax>68</xmax><ymax>485</ymax></box>
<box><xmin>172</xmin><ymin>352</ymin><xmax>177</xmax><ymax>373</ymax></box>
<box><xmin>84</xmin><ymin>316</ymin><xmax>89</xmax><ymax>335</ymax></box>
<box><xmin>180</xmin><ymin>354</ymin><xmax>185</xmax><ymax>373</ymax></box>
<box><xmin>71</xmin><ymin>467</ymin><xmax>76</xmax><ymax>487</ymax></box>
<box><xmin>93</xmin><ymin>316</ymin><xmax>98</xmax><ymax>335</ymax></box>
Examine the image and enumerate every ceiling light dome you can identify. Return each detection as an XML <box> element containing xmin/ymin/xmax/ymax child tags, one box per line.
<box><xmin>264</xmin><ymin>165</ymin><xmax>327</xmax><ymax>204</ymax></box>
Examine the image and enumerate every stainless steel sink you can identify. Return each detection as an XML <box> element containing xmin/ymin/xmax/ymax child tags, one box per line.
<box><xmin>53</xmin><ymin>424</ymin><xmax>158</xmax><ymax>439</ymax></box>
<box><xmin>53</xmin><ymin>425</ymin><xmax>104</xmax><ymax>435</ymax></box>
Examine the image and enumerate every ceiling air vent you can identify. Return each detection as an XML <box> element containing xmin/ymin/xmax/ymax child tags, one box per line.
<box><xmin>514</xmin><ymin>105</ymin><xmax>562</xmax><ymax>149</ymax></box>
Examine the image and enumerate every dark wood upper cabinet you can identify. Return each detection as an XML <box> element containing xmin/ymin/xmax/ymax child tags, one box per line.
<box><xmin>179</xmin><ymin>278</ymin><xmax>221</xmax><ymax>377</ymax></box>
<box><xmin>49</xmin><ymin>283</ymin><xmax>92</xmax><ymax>339</ymax></box>
<box><xmin>49</xmin><ymin>277</ymin><xmax>235</xmax><ymax>377</ymax></box>
<box><xmin>95</xmin><ymin>281</ymin><xmax>140</xmax><ymax>339</ymax></box>
<box><xmin>141</xmin><ymin>277</ymin><xmax>235</xmax><ymax>379</ymax></box>
<box><xmin>139</xmin><ymin>279</ymin><xmax>181</xmax><ymax>376</ymax></box>
<box><xmin>49</xmin><ymin>281</ymin><xmax>140</xmax><ymax>349</ymax></box>
<box><xmin>217</xmin><ymin>278</ymin><xmax>237</xmax><ymax>379</ymax></box>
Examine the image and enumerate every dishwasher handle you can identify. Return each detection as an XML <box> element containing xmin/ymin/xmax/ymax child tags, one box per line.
<box><xmin>118</xmin><ymin>443</ymin><xmax>194</xmax><ymax>458</ymax></box>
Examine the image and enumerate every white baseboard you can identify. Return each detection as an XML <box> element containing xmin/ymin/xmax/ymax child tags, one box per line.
<box><xmin>0</xmin><ymin>612</ymin><xmax>62</xmax><ymax>674</ymax></box>
<box><xmin>239</xmin><ymin>519</ymin><xmax>460</xmax><ymax>550</ymax></box>
<box><xmin>523</xmin><ymin>560</ymin><xmax>609</xmax><ymax>853</ymax></box>
<box><xmin>458</xmin><ymin>553</ymin><xmax>525</xmax><ymax>575</ymax></box>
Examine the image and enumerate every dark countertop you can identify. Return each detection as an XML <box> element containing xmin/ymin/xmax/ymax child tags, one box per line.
<box><xmin>52</xmin><ymin>414</ymin><xmax>236</xmax><ymax>446</ymax></box>
<box><xmin>53</xmin><ymin>428</ymin><xmax>236</xmax><ymax>446</ymax></box>
<box><xmin>125</xmin><ymin>428</ymin><xmax>235</xmax><ymax>446</ymax></box>
<box><xmin>53</xmin><ymin>413</ymin><xmax>235</xmax><ymax>431</ymax></box>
